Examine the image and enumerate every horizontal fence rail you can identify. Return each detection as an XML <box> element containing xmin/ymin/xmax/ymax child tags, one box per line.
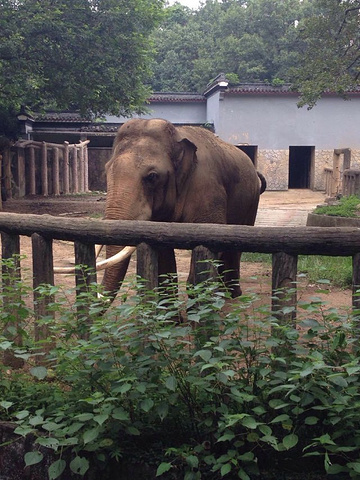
<box><xmin>1</xmin><ymin>213</ymin><xmax>360</xmax><ymax>365</ymax></box>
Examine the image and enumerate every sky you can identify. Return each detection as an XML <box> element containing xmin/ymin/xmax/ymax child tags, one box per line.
<box><xmin>168</xmin><ymin>0</ymin><xmax>203</xmax><ymax>10</ymax></box>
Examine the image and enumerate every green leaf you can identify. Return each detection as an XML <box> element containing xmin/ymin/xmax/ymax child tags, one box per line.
<box><xmin>156</xmin><ymin>462</ymin><xmax>172</xmax><ymax>476</ymax></box>
<box><xmin>270</xmin><ymin>414</ymin><xmax>290</xmax><ymax>424</ymax></box>
<box><xmin>195</xmin><ymin>349</ymin><xmax>212</xmax><ymax>362</ymax></box>
<box><xmin>140</xmin><ymin>399</ymin><xmax>154</xmax><ymax>412</ymax></box>
<box><xmin>220</xmin><ymin>463</ymin><xmax>232</xmax><ymax>476</ymax></box>
<box><xmin>283</xmin><ymin>433</ymin><xmax>298</xmax><ymax>450</ymax></box>
<box><xmin>238</xmin><ymin>468</ymin><xmax>251</xmax><ymax>480</ymax></box>
<box><xmin>75</xmin><ymin>413</ymin><xmax>94</xmax><ymax>422</ymax></box>
<box><xmin>0</xmin><ymin>401</ymin><xmax>13</xmax><ymax>410</ymax></box>
<box><xmin>48</xmin><ymin>459</ymin><xmax>66</xmax><ymax>480</ymax></box>
<box><xmin>24</xmin><ymin>451</ymin><xmax>43</xmax><ymax>467</ymax></box>
<box><xmin>165</xmin><ymin>376</ymin><xmax>177</xmax><ymax>392</ymax></box>
<box><xmin>30</xmin><ymin>366</ymin><xmax>48</xmax><ymax>380</ymax></box>
<box><xmin>70</xmin><ymin>456</ymin><xmax>89</xmax><ymax>475</ymax></box>
<box><xmin>347</xmin><ymin>462</ymin><xmax>360</xmax><ymax>474</ymax></box>
<box><xmin>83</xmin><ymin>426</ymin><xmax>100</xmax><ymax>445</ymax></box>
<box><xmin>186</xmin><ymin>455</ymin><xmax>199</xmax><ymax>469</ymax></box>
<box><xmin>241</xmin><ymin>416</ymin><xmax>260</xmax><ymax>429</ymax></box>
<box><xmin>36</xmin><ymin>437</ymin><xmax>59</xmax><ymax>449</ymax></box>
<box><xmin>112</xmin><ymin>408</ymin><xmax>130</xmax><ymax>421</ymax></box>
<box><xmin>156</xmin><ymin>402</ymin><xmax>169</xmax><ymax>421</ymax></box>
<box><xmin>304</xmin><ymin>416</ymin><xmax>319</xmax><ymax>425</ymax></box>
<box><xmin>93</xmin><ymin>414</ymin><xmax>108</xmax><ymax>426</ymax></box>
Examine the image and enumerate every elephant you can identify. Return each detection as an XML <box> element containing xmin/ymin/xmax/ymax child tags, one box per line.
<box><xmin>100</xmin><ymin>118</ymin><xmax>266</xmax><ymax>301</ymax></box>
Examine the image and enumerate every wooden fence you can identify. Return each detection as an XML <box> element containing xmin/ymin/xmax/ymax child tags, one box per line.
<box><xmin>2</xmin><ymin>140</ymin><xmax>89</xmax><ymax>199</ymax></box>
<box><xmin>1</xmin><ymin>213</ymin><xmax>360</xmax><ymax>364</ymax></box>
<box><xmin>324</xmin><ymin>148</ymin><xmax>360</xmax><ymax>197</ymax></box>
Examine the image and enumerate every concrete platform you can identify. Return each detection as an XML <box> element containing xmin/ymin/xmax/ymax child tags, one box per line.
<box><xmin>256</xmin><ymin>189</ymin><xmax>326</xmax><ymax>227</ymax></box>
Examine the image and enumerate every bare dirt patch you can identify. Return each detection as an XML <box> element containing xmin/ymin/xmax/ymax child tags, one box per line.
<box><xmin>1</xmin><ymin>193</ymin><xmax>353</xmax><ymax>314</ymax></box>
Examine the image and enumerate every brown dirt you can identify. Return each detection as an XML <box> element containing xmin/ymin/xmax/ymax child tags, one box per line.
<box><xmin>0</xmin><ymin>193</ymin><xmax>353</xmax><ymax>313</ymax></box>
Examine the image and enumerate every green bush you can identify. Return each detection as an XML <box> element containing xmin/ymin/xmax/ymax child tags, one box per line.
<box><xmin>314</xmin><ymin>195</ymin><xmax>360</xmax><ymax>217</ymax></box>
<box><xmin>1</xmin><ymin>261</ymin><xmax>360</xmax><ymax>479</ymax></box>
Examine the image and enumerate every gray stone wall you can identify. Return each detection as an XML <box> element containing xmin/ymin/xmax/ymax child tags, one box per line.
<box><xmin>257</xmin><ymin>150</ymin><xmax>289</xmax><ymax>190</ymax></box>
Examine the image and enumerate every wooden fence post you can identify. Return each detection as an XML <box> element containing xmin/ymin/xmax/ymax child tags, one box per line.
<box><xmin>16</xmin><ymin>147</ymin><xmax>26</xmax><ymax>198</ymax></box>
<box><xmin>136</xmin><ymin>243</ymin><xmax>159</xmax><ymax>292</ymax></box>
<box><xmin>63</xmin><ymin>142</ymin><xmax>70</xmax><ymax>194</ymax></box>
<box><xmin>79</xmin><ymin>146</ymin><xmax>85</xmax><ymax>192</ymax></box>
<box><xmin>32</xmin><ymin>233</ymin><xmax>55</xmax><ymax>359</ymax></box>
<box><xmin>272</xmin><ymin>252</ymin><xmax>298</xmax><ymax>326</ymax></box>
<box><xmin>41</xmin><ymin>142</ymin><xmax>48</xmax><ymax>196</ymax></box>
<box><xmin>53</xmin><ymin>147</ymin><xmax>60</xmax><ymax>195</ymax></box>
<box><xmin>1</xmin><ymin>232</ymin><xmax>23</xmax><ymax>368</ymax></box>
<box><xmin>84</xmin><ymin>145</ymin><xmax>89</xmax><ymax>192</ymax></box>
<box><xmin>74</xmin><ymin>242</ymin><xmax>97</xmax><ymax>338</ymax></box>
<box><xmin>29</xmin><ymin>146</ymin><xmax>36</xmax><ymax>195</ymax></box>
<box><xmin>71</xmin><ymin>147</ymin><xmax>79</xmax><ymax>193</ymax></box>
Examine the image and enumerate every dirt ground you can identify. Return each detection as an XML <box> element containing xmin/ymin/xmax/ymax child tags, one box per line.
<box><xmin>0</xmin><ymin>191</ymin><xmax>353</xmax><ymax>314</ymax></box>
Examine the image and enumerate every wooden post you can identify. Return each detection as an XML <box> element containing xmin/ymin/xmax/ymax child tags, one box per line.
<box><xmin>74</xmin><ymin>241</ymin><xmax>97</xmax><ymax>338</ymax></box>
<box><xmin>3</xmin><ymin>147</ymin><xmax>12</xmax><ymax>199</ymax></box>
<box><xmin>332</xmin><ymin>151</ymin><xmax>341</xmax><ymax>197</ymax></box>
<box><xmin>71</xmin><ymin>147</ymin><xmax>79</xmax><ymax>193</ymax></box>
<box><xmin>41</xmin><ymin>142</ymin><xmax>48</xmax><ymax>196</ymax></box>
<box><xmin>29</xmin><ymin>146</ymin><xmax>36</xmax><ymax>195</ymax></box>
<box><xmin>1</xmin><ymin>232</ymin><xmax>23</xmax><ymax>368</ymax></box>
<box><xmin>32</xmin><ymin>233</ymin><xmax>55</xmax><ymax>359</ymax></box>
<box><xmin>79</xmin><ymin>146</ymin><xmax>85</xmax><ymax>192</ymax></box>
<box><xmin>53</xmin><ymin>147</ymin><xmax>60</xmax><ymax>195</ymax></box>
<box><xmin>63</xmin><ymin>142</ymin><xmax>70</xmax><ymax>194</ymax></box>
<box><xmin>16</xmin><ymin>147</ymin><xmax>26</xmax><ymax>197</ymax></box>
<box><xmin>272</xmin><ymin>252</ymin><xmax>298</xmax><ymax>326</ymax></box>
<box><xmin>84</xmin><ymin>145</ymin><xmax>89</xmax><ymax>192</ymax></box>
<box><xmin>136</xmin><ymin>242</ymin><xmax>159</xmax><ymax>292</ymax></box>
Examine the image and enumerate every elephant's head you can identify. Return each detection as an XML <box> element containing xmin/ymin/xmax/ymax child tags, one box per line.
<box><xmin>101</xmin><ymin>118</ymin><xmax>197</xmax><ymax>298</ymax></box>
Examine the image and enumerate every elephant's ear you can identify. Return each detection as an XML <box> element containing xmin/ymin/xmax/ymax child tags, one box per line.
<box><xmin>172</xmin><ymin>136</ymin><xmax>197</xmax><ymax>194</ymax></box>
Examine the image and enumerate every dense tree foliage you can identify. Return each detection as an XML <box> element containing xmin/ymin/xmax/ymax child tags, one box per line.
<box><xmin>292</xmin><ymin>0</ymin><xmax>360</xmax><ymax>107</ymax></box>
<box><xmin>150</xmin><ymin>0</ymin><xmax>310</xmax><ymax>92</ymax></box>
<box><xmin>151</xmin><ymin>0</ymin><xmax>360</xmax><ymax>107</ymax></box>
<box><xmin>0</xmin><ymin>0</ymin><xmax>164</xmax><ymax>124</ymax></box>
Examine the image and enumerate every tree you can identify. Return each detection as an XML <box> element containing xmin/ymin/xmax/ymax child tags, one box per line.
<box><xmin>292</xmin><ymin>0</ymin><xmax>360</xmax><ymax>108</ymax></box>
<box><xmin>150</xmin><ymin>0</ymin><xmax>309</xmax><ymax>92</ymax></box>
<box><xmin>0</xmin><ymin>0</ymin><xmax>164</xmax><ymax>134</ymax></box>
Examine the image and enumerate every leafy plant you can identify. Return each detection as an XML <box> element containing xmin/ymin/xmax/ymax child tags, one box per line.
<box><xmin>314</xmin><ymin>195</ymin><xmax>360</xmax><ymax>218</ymax></box>
<box><xmin>1</xmin><ymin>260</ymin><xmax>360</xmax><ymax>479</ymax></box>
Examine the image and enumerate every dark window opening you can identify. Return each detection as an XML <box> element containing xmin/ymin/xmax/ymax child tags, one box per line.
<box><xmin>289</xmin><ymin>146</ymin><xmax>313</xmax><ymax>189</ymax></box>
<box><xmin>236</xmin><ymin>145</ymin><xmax>258</xmax><ymax>166</ymax></box>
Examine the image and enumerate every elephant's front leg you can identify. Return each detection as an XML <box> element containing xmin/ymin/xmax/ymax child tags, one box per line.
<box><xmin>218</xmin><ymin>251</ymin><xmax>242</xmax><ymax>297</ymax></box>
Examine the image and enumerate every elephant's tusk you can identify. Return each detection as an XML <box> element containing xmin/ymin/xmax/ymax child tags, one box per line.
<box><xmin>95</xmin><ymin>246</ymin><xmax>136</xmax><ymax>271</ymax></box>
<box><xmin>53</xmin><ymin>246</ymin><xmax>136</xmax><ymax>274</ymax></box>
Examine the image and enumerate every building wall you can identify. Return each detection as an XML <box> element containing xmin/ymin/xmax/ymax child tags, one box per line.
<box><xmin>106</xmin><ymin>102</ymin><xmax>207</xmax><ymax>125</ymax></box>
<box><xmin>215</xmin><ymin>93</ymin><xmax>360</xmax><ymax>150</ymax></box>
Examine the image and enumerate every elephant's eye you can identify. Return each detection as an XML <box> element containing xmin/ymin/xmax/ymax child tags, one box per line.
<box><xmin>144</xmin><ymin>171</ymin><xmax>159</xmax><ymax>184</ymax></box>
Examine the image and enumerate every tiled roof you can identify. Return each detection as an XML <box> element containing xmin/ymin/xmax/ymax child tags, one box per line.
<box><xmin>34</xmin><ymin>112</ymin><xmax>91</xmax><ymax>122</ymax></box>
<box><xmin>228</xmin><ymin>84</ymin><xmax>294</xmax><ymax>95</ymax></box>
<box><xmin>149</xmin><ymin>92</ymin><xmax>205</xmax><ymax>102</ymax></box>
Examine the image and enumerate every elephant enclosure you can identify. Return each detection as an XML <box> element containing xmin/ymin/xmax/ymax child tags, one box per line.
<box><xmin>0</xmin><ymin>192</ymin><xmax>354</xmax><ymax>314</ymax></box>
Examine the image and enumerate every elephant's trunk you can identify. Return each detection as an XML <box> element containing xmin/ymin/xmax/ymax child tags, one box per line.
<box><xmin>101</xmin><ymin>245</ymin><xmax>132</xmax><ymax>300</ymax></box>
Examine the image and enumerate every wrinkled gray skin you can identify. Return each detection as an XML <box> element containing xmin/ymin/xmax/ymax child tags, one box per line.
<box><xmin>102</xmin><ymin>118</ymin><xmax>266</xmax><ymax>300</ymax></box>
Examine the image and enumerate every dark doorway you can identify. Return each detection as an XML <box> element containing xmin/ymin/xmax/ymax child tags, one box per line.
<box><xmin>236</xmin><ymin>145</ymin><xmax>258</xmax><ymax>166</ymax></box>
<box><xmin>288</xmin><ymin>146</ymin><xmax>313</xmax><ymax>188</ymax></box>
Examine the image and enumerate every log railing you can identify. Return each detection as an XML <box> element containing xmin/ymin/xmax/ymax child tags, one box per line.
<box><xmin>4</xmin><ymin>140</ymin><xmax>90</xmax><ymax>199</ymax></box>
<box><xmin>343</xmin><ymin>169</ymin><xmax>360</xmax><ymax>196</ymax></box>
<box><xmin>1</xmin><ymin>213</ymin><xmax>360</xmax><ymax>363</ymax></box>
